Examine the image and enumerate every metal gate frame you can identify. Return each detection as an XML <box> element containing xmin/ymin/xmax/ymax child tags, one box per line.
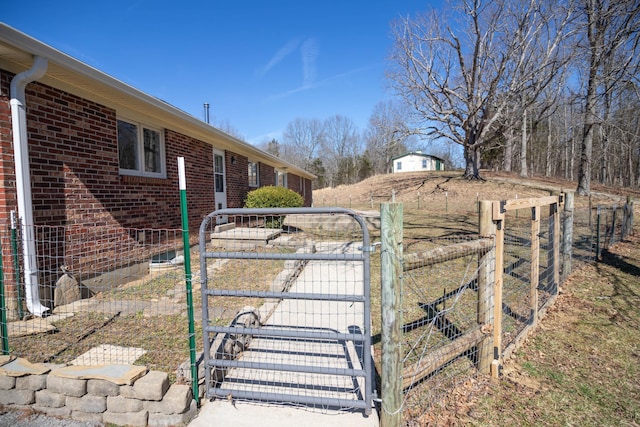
<box><xmin>199</xmin><ymin>207</ymin><xmax>374</xmax><ymax>415</ymax></box>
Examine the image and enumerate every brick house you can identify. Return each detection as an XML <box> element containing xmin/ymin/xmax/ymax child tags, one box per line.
<box><xmin>0</xmin><ymin>23</ymin><xmax>313</xmax><ymax>317</ymax></box>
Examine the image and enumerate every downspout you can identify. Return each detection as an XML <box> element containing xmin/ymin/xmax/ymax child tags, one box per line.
<box><xmin>9</xmin><ymin>55</ymin><xmax>49</xmax><ymax>317</ymax></box>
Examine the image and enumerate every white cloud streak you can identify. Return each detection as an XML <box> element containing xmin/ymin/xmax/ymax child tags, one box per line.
<box><xmin>256</xmin><ymin>37</ymin><xmax>303</xmax><ymax>77</ymax></box>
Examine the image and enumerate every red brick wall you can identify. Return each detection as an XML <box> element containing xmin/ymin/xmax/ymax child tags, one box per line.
<box><xmin>259</xmin><ymin>163</ymin><xmax>275</xmax><ymax>187</ymax></box>
<box><xmin>0</xmin><ymin>69</ymin><xmax>312</xmax><ymax>290</ymax></box>
<box><xmin>0</xmin><ymin>72</ymin><xmax>17</xmax><ymax>222</ymax></box>
<box><xmin>225</xmin><ymin>151</ymin><xmax>250</xmax><ymax>208</ymax></box>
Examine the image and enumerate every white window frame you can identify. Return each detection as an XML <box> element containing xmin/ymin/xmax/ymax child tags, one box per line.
<box><xmin>422</xmin><ymin>158</ymin><xmax>428</xmax><ymax>169</ymax></box>
<box><xmin>117</xmin><ymin>118</ymin><xmax>166</xmax><ymax>178</ymax></box>
<box><xmin>248</xmin><ymin>160</ymin><xmax>259</xmax><ymax>187</ymax></box>
<box><xmin>396</xmin><ymin>161</ymin><xmax>402</xmax><ymax>171</ymax></box>
<box><xmin>275</xmin><ymin>169</ymin><xmax>288</xmax><ymax>187</ymax></box>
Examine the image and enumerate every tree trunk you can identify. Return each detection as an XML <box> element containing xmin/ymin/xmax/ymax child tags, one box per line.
<box><xmin>463</xmin><ymin>145</ymin><xmax>482</xmax><ymax>180</ymax></box>
<box><xmin>504</xmin><ymin>130</ymin><xmax>514</xmax><ymax>172</ymax></box>
<box><xmin>520</xmin><ymin>108</ymin><xmax>528</xmax><ymax>178</ymax></box>
<box><xmin>546</xmin><ymin>116</ymin><xmax>552</xmax><ymax>177</ymax></box>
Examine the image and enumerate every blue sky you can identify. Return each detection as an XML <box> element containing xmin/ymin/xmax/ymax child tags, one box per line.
<box><xmin>4</xmin><ymin>1</ymin><xmax>438</xmax><ymax>145</ymax></box>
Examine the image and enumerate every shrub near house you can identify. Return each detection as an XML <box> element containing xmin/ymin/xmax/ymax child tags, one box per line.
<box><xmin>244</xmin><ymin>186</ymin><xmax>304</xmax><ymax>228</ymax></box>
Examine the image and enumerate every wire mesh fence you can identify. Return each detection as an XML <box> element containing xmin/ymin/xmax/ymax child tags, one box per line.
<box><xmin>397</xmin><ymin>235</ymin><xmax>495</xmax><ymax>425</ymax></box>
<box><xmin>0</xmin><ymin>221</ymin><xmax>194</xmax><ymax>380</ymax></box>
<box><xmin>383</xmin><ymin>195</ymin><xmax>634</xmax><ymax>425</ymax></box>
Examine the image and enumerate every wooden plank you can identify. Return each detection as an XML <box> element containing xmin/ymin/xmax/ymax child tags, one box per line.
<box><xmin>503</xmin><ymin>195</ymin><xmax>558</xmax><ymax>212</ymax></box>
<box><xmin>402</xmin><ymin>326</ymin><xmax>487</xmax><ymax>390</ymax></box>
<box><xmin>402</xmin><ymin>238</ymin><xmax>493</xmax><ymax>271</ymax></box>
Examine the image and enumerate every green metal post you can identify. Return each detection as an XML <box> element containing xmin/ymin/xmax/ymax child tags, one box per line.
<box><xmin>0</xmin><ymin>239</ymin><xmax>9</xmax><ymax>354</ymax></box>
<box><xmin>178</xmin><ymin>157</ymin><xmax>199</xmax><ymax>403</ymax></box>
<box><xmin>10</xmin><ymin>211</ymin><xmax>23</xmax><ymax>320</ymax></box>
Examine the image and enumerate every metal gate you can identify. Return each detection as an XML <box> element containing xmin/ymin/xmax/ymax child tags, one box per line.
<box><xmin>199</xmin><ymin>207</ymin><xmax>374</xmax><ymax>415</ymax></box>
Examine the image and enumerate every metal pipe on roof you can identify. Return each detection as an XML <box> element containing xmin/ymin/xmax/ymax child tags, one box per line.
<box><xmin>9</xmin><ymin>55</ymin><xmax>50</xmax><ymax>317</ymax></box>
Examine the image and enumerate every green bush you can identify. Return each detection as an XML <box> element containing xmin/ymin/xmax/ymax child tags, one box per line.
<box><xmin>244</xmin><ymin>186</ymin><xmax>304</xmax><ymax>228</ymax></box>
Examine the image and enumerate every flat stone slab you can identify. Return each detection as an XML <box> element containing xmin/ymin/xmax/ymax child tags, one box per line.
<box><xmin>211</xmin><ymin>227</ymin><xmax>282</xmax><ymax>247</ymax></box>
<box><xmin>70</xmin><ymin>344</ymin><xmax>147</xmax><ymax>366</ymax></box>
<box><xmin>0</xmin><ymin>357</ymin><xmax>50</xmax><ymax>376</ymax></box>
<box><xmin>284</xmin><ymin>210</ymin><xmax>380</xmax><ymax>232</ymax></box>
<box><xmin>7</xmin><ymin>313</ymin><xmax>74</xmax><ymax>337</ymax></box>
<box><xmin>52</xmin><ymin>364</ymin><xmax>148</xmax><ymax>385</ymax></box>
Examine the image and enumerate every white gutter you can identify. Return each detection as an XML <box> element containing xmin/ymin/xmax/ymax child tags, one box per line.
<box><xmin>9</xmin><ymin>55</ymin><xmax>50</xmax><ymax>317</ymax></box>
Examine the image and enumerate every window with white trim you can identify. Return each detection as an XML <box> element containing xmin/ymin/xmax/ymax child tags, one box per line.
<box><xmin>117</xmin><ymin>119</ymin><xmax>166</xmax><ymax>177</ymax></box>
<box><xmin>422</xmin><ymin>159</ymin><xmax>428</xmax><ymax>169</ymax></box>
<box><xmin>248</xmin><ymin>161</ymin><xmax>259</xmax><ymax>187</ymax></box>
<box><xmin>396</xmin><ymin>161</ymin><xmax>402</xmax><ymax>171</ymax></box>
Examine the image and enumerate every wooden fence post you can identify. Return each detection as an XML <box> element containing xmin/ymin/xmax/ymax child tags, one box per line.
<box><xmin>530</xmin><ymin>205</ymin><xmax>540</xmax><ymax>326</ymax></box>
<box><xmin>477</xmin><ymin>201</ymin><xmax>495</xmax><ymax>374</ymax></box>
<box><xmin>381</xmin><ymin>203</ymin><xmax>403</xmax><ymax>427</ymax></box>
<box><xmin>491</xmin><ymin>201</ymin><xmax>505</xmax><ymax>378</ymax></box>
<box><xmin>562</xmin><ymin>191</ymin><xmax>574</xmax><ymax>282</ymax></box>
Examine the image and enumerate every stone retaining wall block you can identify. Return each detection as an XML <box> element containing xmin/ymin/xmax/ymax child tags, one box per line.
<box><xmin>35</xmin><ymin>389</ymin><xmax>66</xmax><ymax>408</ymax></box>
<box><xmin>87</xmin><ymin>379</ymin><xmax>120</xmax><ymax>397</ymax></box>
<box><xmin>103</xmin><ymin>409</ymin><xmax>148</xmax><ymax>427</ymax></box>
<box><xmin>107</xmin><ymin>394</ymin><xmax>144</xmax><ymax>413</ymax></box>
<box><xmin>47</xmin><ymin>375</ymin><xmax>87</xmax><ymax>397</ymax></box>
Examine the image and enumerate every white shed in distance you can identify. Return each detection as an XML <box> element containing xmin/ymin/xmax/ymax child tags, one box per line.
<box><xmin>391</xmin><ymin>151</ymin><xmax>445</xmax><ymax>173</ymax></box>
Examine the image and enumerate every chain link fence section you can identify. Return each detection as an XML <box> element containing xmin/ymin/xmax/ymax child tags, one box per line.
<box><xmin>0</xmin><ymin>221</ymin><xmax>194</xmax><ymax>378</ymax></box>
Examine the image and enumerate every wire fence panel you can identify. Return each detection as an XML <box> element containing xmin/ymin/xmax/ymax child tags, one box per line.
<box><xmin>398</xmin><ymin>235</ymin><xmax>495</xmax><ymax>424</ymax></box>
<box><xmin>0</xmin><ymin>222</ymin><xmax>193</xmax><ymax>379</ymax></box>
<box><xmin>199</xmin><ymin>208</ymin><xmax>374</xmax><ymax>415</ymax></box>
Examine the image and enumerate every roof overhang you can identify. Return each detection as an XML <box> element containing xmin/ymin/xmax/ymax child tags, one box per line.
<box><xmin>0</xmin><ymin>23</ymin><xmax>314</xmax><ymax>180</ymax></box>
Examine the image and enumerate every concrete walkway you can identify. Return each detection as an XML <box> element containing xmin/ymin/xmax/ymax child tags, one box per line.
<box><xmin>188</xmin><ymin>242</ymin><xmax>379</xmax><ymax>427</ymax></box>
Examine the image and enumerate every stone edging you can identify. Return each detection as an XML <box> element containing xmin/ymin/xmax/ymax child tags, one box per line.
<box><xmin>0</xmin><ymin>357</ymin><xmax>196</xmax><ymax>426</ymax></box>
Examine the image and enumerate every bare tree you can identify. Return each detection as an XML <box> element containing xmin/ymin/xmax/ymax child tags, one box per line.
<box><xmin>576</xmin><ymin>0</ymin><xmax>640</xmax><ymax>195</ymax></box>
<box><xmin>322</xmin><ymin>115</ymin><xmax>362</xmax><ymax>186</ymax></box>
<box><xmin>388</xmin><ymin>0</ymin><xmax>573</xmax><ymax>179</ymax></box>
<box><xmin>364</xmin><ymin>100</ymin><xmax>414</xmax><ymax>174</ymax></box>
<box><xmin>281</xmin><ymin>117</ymin><xmax>325</xmax><ymax>169</ymax></box>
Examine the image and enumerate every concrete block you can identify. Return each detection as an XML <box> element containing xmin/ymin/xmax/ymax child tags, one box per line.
<box><xmin>132</xmin><ymin>370</ymin><xmax>168</xmax><ymax>401</ymax></box>
<box><xmin>35</xmin><ymin>389</ymin><xmax>66</xmax><ymax>408</ymax></box>
<box><xmin>16</xmin><ymin>374</ymin><xmax>47</xmax><ymax>391</ymax></box>
<box><xmin>71</xmin><ymin>410</ymin><xmax>104</xmax><ymax>424</ymax></box>
<box><xmin>47</xmin><ymin>374</ymin><xmax>86</xmax><ymax>397</ymax></box>
<box><xmin>148</xmin><ymin>399</ymin><xmax>197</xmax><ymax>427</ymax></box>
<box><xmin>0</xmin><ymin>388</ymin><xmax>34</xmax><ymax>405</ymax></box>
<box><xmin>0</xmin><ymin>375</ymin><xmax>15</xmax><ymax>390</ymax></box>
<box><xmin>66</xmin><ymin>394</ymin><xmax>107</xmax><ymax>413</ymax></box>
<box><xmin>87</xmin><ymin>379</ymin><xmax>120</xmax><ymax>396</ymax></box>
<box><xmin>103</xmin><ymin>409</ymin><xmax>148</xmax><ymax>427</ymax></box>
<box><xmin>107</xmin><ymin>394</ymin><xmax>144</xmax><ymax>413</ymax></box>
<box><xmin>32</xmin><ymin>405</ymin><xmax>71</xmax><ymax>418</ymax></box>
<box><xmin>144</xmin><ymin>384</ymin><xmax>192</xmax><ymax>414</ymax></box>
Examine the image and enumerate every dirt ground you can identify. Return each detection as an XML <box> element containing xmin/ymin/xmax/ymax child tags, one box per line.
<box><xmin>313</xmin><ymin>170</ymin><xmax>636</xmax><ymax>212</ymax></box>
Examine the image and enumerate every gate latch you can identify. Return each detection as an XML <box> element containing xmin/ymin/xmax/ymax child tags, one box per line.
<box><xmin>358</xmin><ymin>242</ymin><xmax>381</xmax><ymax>253</ymax></box>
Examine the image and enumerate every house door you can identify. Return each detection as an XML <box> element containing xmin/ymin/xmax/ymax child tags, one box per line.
<box><xmin>213</xmin><ymin>149</ymin><xmax>227</xmax><ymax>223</ymax></box>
